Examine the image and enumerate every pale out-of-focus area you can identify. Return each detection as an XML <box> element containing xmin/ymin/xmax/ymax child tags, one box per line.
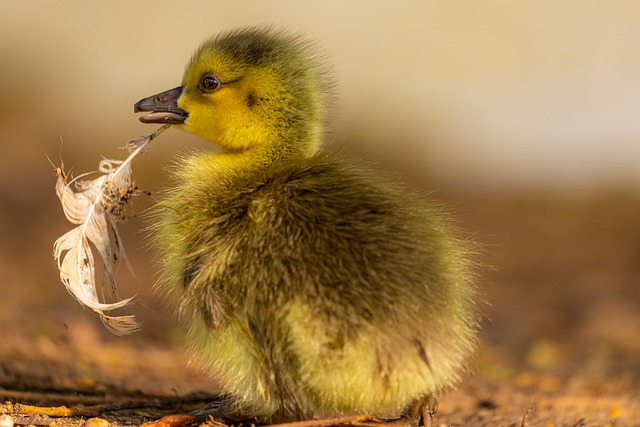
<box><xmin>1</xmin><ymin>1</ymin><xmax>640</xmax><ymax>424</ymax></box>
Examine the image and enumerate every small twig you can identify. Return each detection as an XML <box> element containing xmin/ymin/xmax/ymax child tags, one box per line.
<box><xmin>14</xmin><ymin>404</ymin><xmax>73</xmax><ymax>417</ymax></box>
<box><xmin>5</xmin><ymin>390</ymin><xmax>217</xmax><ymax>418</ymax></box>
<box><xmin>519</xmin><ymin>405</ymin><xmax>535</xmax><ymax>427</ymax></box>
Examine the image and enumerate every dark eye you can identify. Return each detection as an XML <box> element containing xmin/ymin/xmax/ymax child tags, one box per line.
<box><xmin>199</xmin><ymin>74</ymin><xmax>220</xmax><ymax>93</ymax></box>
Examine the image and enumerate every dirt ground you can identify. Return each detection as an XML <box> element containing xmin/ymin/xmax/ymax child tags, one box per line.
<box><xmin>1</xmin><ymin>190</ymin><xmax>639</xmax><ymax>427</ymax></box>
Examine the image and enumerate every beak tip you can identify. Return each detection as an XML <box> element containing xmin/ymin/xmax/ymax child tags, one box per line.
<box><xmin>134</xmin><ymin>86</ymin><xmax>187</xmax><ymax>124</ymax></box>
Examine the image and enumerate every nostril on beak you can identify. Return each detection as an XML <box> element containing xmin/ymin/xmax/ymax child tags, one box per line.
<box><xmin>155</xmin><ymin>96</ymin><xmax>166</xmax><ymax>102</ymax></box>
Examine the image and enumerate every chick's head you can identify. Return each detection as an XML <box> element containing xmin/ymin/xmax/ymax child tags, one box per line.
<box><xmin>137</xmin><ymin>28</ymin><xmax>327</xmax><ymax>159</ymax></box>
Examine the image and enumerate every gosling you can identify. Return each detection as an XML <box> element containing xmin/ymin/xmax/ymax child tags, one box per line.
<box><xmin>135</xmin><ymin>27</ymin><xmax>479</xmax><ymax>426</ymax></box>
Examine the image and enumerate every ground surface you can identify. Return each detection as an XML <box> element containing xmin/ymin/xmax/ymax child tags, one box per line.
<box><xmin>1</xmin><ymin>192</ymin><xmax>639</xmax><ymax>426</ymax></box>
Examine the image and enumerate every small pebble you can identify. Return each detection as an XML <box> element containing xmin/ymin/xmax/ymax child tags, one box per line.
<box><xmin>84</xmin><ymin>418</ymin><xmax>110</xmax><ymax>427</ymax></box>
<box><xmin>0</xmin><ymin>415</ymin><xmax>14</xmax><ymax>427</ymax></box>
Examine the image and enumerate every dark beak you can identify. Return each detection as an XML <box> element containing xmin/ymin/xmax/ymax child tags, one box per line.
<box><xmin>134</xmin><ymin>86</ymin><xmax>188</xmax><ymax>124</ymax></box>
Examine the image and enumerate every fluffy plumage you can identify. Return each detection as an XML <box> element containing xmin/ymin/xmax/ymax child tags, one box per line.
<box><xmin>136</xmin><ymin>27</ymin><xmax>479</xmax><ymax>424</ymax></box>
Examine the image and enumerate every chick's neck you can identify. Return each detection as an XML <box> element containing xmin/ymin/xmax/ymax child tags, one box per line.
<box><xmin>215</xmin><ymin>133</ymin><xmax>320</xmax><ymax>175</ymax></box>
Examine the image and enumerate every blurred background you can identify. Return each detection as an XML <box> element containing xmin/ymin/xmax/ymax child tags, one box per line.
<box><xmin>1</xmin><ymin>0</ymin><xmax>639</xmax><ymax>422</ymax></box>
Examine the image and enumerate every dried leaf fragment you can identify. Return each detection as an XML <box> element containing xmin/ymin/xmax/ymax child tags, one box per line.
<box><xmin>53</xmin><ymin>124</ymin><xmax>171</xmax><ymax>335</ymax></box>
<box><xmin>140</xmin><ymin>414</ymin><xmax>196</xmax><ymax>427</ymax></box>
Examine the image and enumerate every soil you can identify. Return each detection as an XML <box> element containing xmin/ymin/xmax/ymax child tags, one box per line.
<box><xmin>1</xmin><ymin>191</ymin><xmax>639</xmax><ymax>427</ymax></box>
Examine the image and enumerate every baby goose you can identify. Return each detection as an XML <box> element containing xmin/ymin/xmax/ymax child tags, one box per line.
<box><xmin>135</xmin><ymin>27</ymin><xmax>479</xmax><ymax>425</ymax></box>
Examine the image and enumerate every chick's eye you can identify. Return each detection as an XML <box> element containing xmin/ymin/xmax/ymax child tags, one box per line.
<box><xmin>199</xmin><ymin>74</ymin><xmax>220</xmax><ymax>93</ymax></box>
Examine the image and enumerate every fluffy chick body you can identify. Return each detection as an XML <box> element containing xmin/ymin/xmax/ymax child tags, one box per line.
<box><xmin>138</xmin><ymin>28</ymin><xmax>478</xmax><ymax>421</ymax></box>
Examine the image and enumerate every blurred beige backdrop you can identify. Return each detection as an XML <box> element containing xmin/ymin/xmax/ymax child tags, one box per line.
<box><xmin>2</xmin><ymin>1</ymin><xmax>640</xmax><ymax>196</ymax></box>
<box><xmin>1</xmin><ymin>0</ymin><xmax>640</xmax><ymax>387</ymax></box>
